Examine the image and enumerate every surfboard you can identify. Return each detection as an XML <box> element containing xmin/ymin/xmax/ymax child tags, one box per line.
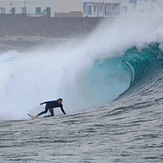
<box><xmin>27</xmin><ymin>113</ymin><xmax>36</xmax><ymax>119</ymax></box>
<box><xmin>27</xmin><ymin>113</ymin><xmax>66</xmax><ymax>119</ymax></box>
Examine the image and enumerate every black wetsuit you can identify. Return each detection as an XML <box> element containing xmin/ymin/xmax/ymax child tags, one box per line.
<box><xmin>38</xmin><ymin>100</ymin><xmax>66</xmax><ymax>116</ymax></box>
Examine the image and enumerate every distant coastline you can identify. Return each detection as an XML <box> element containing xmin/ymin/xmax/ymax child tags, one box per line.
<box><xmin>0</xmin><ymin>17</ymin><xmax>103</xmax><ymax>52</ymax></box>
<box><xmin>0</xmin><ymin>17</ymin><xmax>102</xmax><ymax>37</ymax></box>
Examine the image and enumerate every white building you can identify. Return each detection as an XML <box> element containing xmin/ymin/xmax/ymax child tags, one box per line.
<box><xmin>83</xmin><ymin>0</ymin><xmax>121</xmax><ymax>17</ymax></box>
<box><xmin>83</xmin><ymin>0</ymin><xmax>162</xmax><ymax>17</ymax></box>
<box><xmin>0</xmin><ymin>0</ymin><xmax>55</xmax><ymax>17</ymax></box>
<box><xmin>135</xmin><ymin>0</ymin><xmax>163</xmax><ymax>16</ymax></box>
<box><xmin>120</xmin><ymin>0</ymin><xmax>136</xmax><ymax>16</ymax></box>
<box><xmin>127</xmin><ymin>0</ymin><xmax>160</xmax><ymax>16</ymax></box>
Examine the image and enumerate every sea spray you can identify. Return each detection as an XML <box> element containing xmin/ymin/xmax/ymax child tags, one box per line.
<box><xmin>0</xmin><ymin>17</ymin><xmax>163</xmax><ymax>120</ymax></box>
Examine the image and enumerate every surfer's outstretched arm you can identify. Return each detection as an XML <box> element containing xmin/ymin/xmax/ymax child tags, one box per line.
<box><xmin>60</xmin><ymin>105</ymin><xmax>66</xmax><ymax>115</ymax></box>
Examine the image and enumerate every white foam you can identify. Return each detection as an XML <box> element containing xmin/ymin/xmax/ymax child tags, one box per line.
<box><xmin>0</xmin><ymin>15</ymin><xmax>163</xmax><ymax>120</ymax></box>
<box><xmin>125</xmin><ymin>61</ymin><xmax>135</xmax><ymax>82</ymax></box>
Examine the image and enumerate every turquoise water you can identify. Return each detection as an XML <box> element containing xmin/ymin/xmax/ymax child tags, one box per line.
<box><xmin>85</xmin><ymin>43</ymin><xmax>163</xmax><ymax>106</ymax></box>
<box><xmin>122</xmin><ymin>43</ymin><xmax>162</xmax><ymax>83</ymax></box>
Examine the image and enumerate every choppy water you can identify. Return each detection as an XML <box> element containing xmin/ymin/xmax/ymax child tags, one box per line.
<box><xmin>0</xmin><ymin>98</ymin><xmax>163</xmax><ymax>163</ymax></box>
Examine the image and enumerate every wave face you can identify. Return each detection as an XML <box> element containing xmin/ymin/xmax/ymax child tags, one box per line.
<box><xmin>88</xmin><ymin>43</ymin><xmax>163</xmax><ymax>103</ymax></box>
<box><xmin>122</xmin><ymin>43</ymin><xmax>163</xmax><ymax>83</ymax></box>
<box><xmin>0</xmin><ymin>18</ymin><xmax>163</xmax><ymax>120</ymax></box>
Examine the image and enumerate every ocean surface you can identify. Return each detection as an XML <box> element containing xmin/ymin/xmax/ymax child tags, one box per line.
<box><xmin>0</xmin><ymin>18</ymin><xmax>163</xmax><ymax>162</ymax></box>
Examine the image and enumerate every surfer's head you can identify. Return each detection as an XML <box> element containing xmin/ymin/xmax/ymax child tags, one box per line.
<box><xmin>57</xmin><ymin>98</ymin><xmax>63</xmax><ymax>104</ymax></box>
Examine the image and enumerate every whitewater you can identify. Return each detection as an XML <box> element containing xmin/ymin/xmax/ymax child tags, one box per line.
<box><xmin>0</xmin><ymin>17</ymin><xmax>163</xmax><ymax>162</ymax></box>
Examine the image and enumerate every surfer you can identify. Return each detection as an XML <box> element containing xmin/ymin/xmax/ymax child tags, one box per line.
<box><xmin>36</xmin><ymin>98</ymin><xmax>66</xmax><ymax>118</ymax></box>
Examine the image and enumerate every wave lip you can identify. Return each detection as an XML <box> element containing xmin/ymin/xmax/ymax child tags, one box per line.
<box><xmin>122</xmin><ymin>43</ymin><xmax>163</xmax><ymax>84</ymax></box>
